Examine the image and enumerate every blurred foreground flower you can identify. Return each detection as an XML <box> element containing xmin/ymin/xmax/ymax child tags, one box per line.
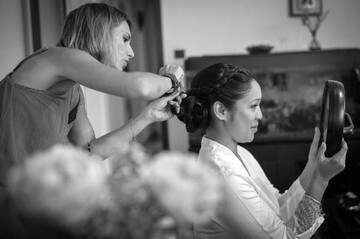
<box><xmin>6</xmin><ymin>143</ymin><xmax>225</xmax><ymax>239</ymax></box>
<box><xmin>142</xmin><ymin>152</ymin><xmax>224</xmax><ymax>225</ymax></box>
<box><xmin>7</xmin><ymin>145</ymin><xmax>110</xmax><ymax>228</ymax></box>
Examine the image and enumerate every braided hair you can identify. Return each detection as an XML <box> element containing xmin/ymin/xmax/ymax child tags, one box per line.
<box><xmin>177</xmin><ymin>63</ymin><xmax>255</xmax><ymax>132</ymax></box>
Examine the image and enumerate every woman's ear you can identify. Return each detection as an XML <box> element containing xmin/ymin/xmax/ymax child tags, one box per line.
<box><xmin>212</xmin><ymin>101</ymin><xmax>227</xmax><ymax>121</ymax></box>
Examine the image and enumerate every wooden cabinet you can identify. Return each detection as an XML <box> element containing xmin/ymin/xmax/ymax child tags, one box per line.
<box><xmin>184</xmin><ymin>49</ymin><xmax>360</xmax><ymax>193</ymax></box>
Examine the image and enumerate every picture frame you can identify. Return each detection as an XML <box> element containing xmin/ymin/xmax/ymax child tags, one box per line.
<box><xmin>289</xmin><ymin>0</ymin><xmax>323</xmax><ymax>17</ymax></box>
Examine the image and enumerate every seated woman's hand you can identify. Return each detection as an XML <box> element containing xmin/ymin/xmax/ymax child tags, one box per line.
<box><xmin>314</xmin><ymin>139</ymin><xmax>348</xmax><ymax>182</ymax></box>
<box><xmin>306</xmin><ymin>127</ymin><xmax>347</xmax><ymax>182</ymax></box>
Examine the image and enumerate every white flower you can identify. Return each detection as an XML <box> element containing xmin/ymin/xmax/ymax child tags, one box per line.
<box><xmin>141</xmin><ymin>152</ymin><xmax>224</xmax><ymax>225</ymax></box>
<box><xmin>109</xmin><ymin>142</ymin><xmax>149</xmax><ymax>177</ymax></box>
<box><xmin>7</xmin><ymin>144</ymin><xmax>110</xmax><ymax>227</ymax></box>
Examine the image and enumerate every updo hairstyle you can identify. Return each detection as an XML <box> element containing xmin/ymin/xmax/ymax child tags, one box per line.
<box><xmin>177</xmin><ymin>63</ymin><xmax>255</xmax><ymax>132</ymax></box>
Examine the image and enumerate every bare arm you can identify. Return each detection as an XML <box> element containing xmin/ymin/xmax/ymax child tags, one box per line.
<box><xmin>90</xmin><ymin>92</ymin><xmax>182</xmax><ymax>158</ymax></box>
<box><xmin>27</xmin><ymin>47</ymin><xmax>172</xmax><ymax>100</ymax></box>
<box><xmin>70</xmin><ymin>91</ymin><xmax>182</xmax><ymax>159</ymax></box>
<box><xmin>12</xmin><ymin>47</ymin><xmax>178</xmax><ymax>100</ymax></box>
<box><xmin>56</xmin><ymin>47</ymin><xmax>173</xmax><ymax>99</ymax></box>
<box><xmin>88</xmin><ymin>111</ymin><xmax>151</xmax><ymax>158</ymax></box>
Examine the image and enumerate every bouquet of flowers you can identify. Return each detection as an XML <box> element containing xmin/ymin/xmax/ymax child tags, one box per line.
<box><xmin>7</xmin><ymin>145</ymin><xmax>110</xmax><ymax>230</ymax></box>
<box><xmin>6</xmin><ymin>143</ymin><xmax>225</xmax><ymax>239</ymax></box>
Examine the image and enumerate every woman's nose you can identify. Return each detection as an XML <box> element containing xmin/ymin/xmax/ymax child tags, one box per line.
<box><xmin>128</xmin><ymin>45</ymin><xmax>135</xmax><ymax>59</ymax></box>
<box><xmin>257</xmin><ymin>108</ymin><xmax>263</xmax><ymax>120</ymax></box>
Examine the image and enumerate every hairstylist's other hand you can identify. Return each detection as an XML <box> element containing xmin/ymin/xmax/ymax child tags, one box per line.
<box><xmin>313</xmin><ymin>138</ymin><xmax>348</xmax><ymax>183</ymax></box>
<box><xmin>159</xmin><ymin>64</ymin><xmax>185</xmax><ymax>92</ymax></box>
<box><xmin>143</xmin><ymin>91</ymin><xmax>185</xmax><ymax>123</ymax></box>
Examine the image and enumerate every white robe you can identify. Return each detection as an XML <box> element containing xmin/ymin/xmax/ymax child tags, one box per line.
<box><xmin>194</xmin><ymin>136</ymin><xmax>324</xmax><ymax>239</ymax></box>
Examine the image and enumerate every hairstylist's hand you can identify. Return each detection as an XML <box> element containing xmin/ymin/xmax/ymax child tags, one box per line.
<box><xmin>314</xmin><ymin>138</ymin><xmax>348</xmax><ymax>182</ymax></box>
<box><xmin>159</xmin><ymin>64</ymin><xmax>185</xmax><ymax>92</ymax></box>
<box><xmin>143</xmin><ymin>91</ymin><xmax>186</xmax><ymax>122</ymax></box>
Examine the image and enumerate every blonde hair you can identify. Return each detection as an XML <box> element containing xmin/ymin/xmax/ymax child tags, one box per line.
<box><xmin>57</xmin><ymin>3</ymin><xmax>131</xmax><ymax>67</ymax></box>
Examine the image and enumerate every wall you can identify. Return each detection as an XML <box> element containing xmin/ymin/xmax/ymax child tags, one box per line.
<box><xmin>160</xmin><ymin>0</ymin><xmax>360</xmax><ymax>152</ymax></box>
<box><xmin>0</xmin><ymin>0</ymin><xmax>27</xmax><ymax>78</ymax></box>
<box><xmin>38</xmin><ymin>0</ymin><xmax>64</xmax><ymax>47</ymax></box>
<box><xmin>0</xmin><ymin>0</ymin><xmax>63</xmax><ymax>79</ymax></box>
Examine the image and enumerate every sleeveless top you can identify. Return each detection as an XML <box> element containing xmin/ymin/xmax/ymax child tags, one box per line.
<box><xmin>0</xmin><ymin>48</ymin><xmax>83</xmax><ymax>187</ymax></box>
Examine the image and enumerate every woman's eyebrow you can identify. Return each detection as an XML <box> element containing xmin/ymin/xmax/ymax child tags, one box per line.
<box><xmin>250</xmin><ymin>98</ymin><xmax>261</xmax><ymax>103</ymax></box>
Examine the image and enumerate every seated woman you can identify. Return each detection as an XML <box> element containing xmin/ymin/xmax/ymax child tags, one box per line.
<box><xmin>177</xmin><ymin>63</ymin><xmax>347</xmax><ymax>239</ymax></box>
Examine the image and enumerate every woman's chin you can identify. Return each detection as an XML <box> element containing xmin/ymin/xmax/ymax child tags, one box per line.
<box><xmin>236</xmin><ymin>135</ymin><xmax>254</xmax><ymax>144</ymax></box>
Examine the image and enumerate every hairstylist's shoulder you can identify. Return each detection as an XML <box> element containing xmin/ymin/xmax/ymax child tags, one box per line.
<box><xmin>47</xmin><ymin>47</ymin><xmax>95</xmax><ymax>65</ymax></box>
<box><xmin>46</xmin><ymin>47</ymin><xmax>106</xmax><ymax>79</ymax></box>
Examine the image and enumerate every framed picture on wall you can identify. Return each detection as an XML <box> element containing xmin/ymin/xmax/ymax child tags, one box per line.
<box><xmin>289</xmin><ymin>0</ymin><xmax>322</xmax><ymax>17</ymax></box>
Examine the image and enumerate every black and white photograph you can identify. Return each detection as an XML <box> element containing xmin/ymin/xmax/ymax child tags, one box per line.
<box><xmin>1</xmin><ymin>0</ymin><xmax>360</xmax><ymax>239</ymax></box>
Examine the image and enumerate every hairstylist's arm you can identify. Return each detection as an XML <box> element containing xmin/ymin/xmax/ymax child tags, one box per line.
<box><xmin>84</xmin><ymin>91</ymin><xmax>184</xmax><ymax>159</ymax></box>
<box><xmin>52</xmin><ymin>47</ymin><xmax>182</xmax><ymax>100</ymax></box>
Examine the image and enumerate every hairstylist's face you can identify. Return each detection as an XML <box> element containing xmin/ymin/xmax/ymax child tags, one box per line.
<box><xmin>112</xmin><ymin>21</ymin><xmax>134</xmax><ymax>70</ymax></box>
<box><xmin>225</xmin><ymin>80</ymin><xmax>263</xmax><ymax>143</ymax></box>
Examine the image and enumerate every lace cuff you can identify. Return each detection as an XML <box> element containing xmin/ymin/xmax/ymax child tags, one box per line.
<box><xmin>295</xmin><ymin>194</ymin><xmax>324</xmax><ymax>234</ymax></box>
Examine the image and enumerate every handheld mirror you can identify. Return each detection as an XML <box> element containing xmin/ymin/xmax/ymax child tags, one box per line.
<box><xmin>319</xmin><ymin>80</ymin><xmax>354</xmax><ymax>157</ymax></box>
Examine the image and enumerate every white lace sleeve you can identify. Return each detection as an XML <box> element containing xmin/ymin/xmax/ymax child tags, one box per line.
<box><xmin>295</xmin><ymin>194</ymin><xmax>324</xmax><ymax>234</ymax></box>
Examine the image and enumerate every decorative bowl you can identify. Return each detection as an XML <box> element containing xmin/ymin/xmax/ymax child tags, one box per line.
<box><xmin>246</xmin><ymin>45</ymin><xmax>273</xmax><ymax>54</ymax></box>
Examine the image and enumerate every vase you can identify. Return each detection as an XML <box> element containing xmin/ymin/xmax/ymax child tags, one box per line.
<box><xmin>309</xmin><ymin>31</ymin><xmax>321</xmax><ymax>51</ymax></box>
